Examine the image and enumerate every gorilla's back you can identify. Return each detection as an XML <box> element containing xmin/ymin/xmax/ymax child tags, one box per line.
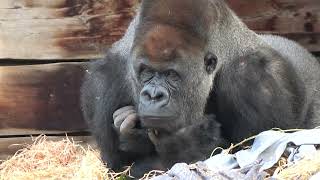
<box><xmin>260</xmin><ymin>35</ymin><xmax>320</xmax><ymax>126</ymax></box>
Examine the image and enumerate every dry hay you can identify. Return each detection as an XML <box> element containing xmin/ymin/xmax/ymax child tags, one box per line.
<box><xmin>141</xmin><ymin>170</ymin><xmax>165</xmax><ymax>180</ymax></box>
<box><xmin>1</xmin><ymin>131</ymin><xmax>320</xmax><ymax>180</ymax></box>
<box><xmin>275</xmin><ymin>151</ymin><xmax>320</xmax><ymax>180</ymax></box>
<box><xmin>0</xmin><ymin>135</ymin><xmax>129</xmax><ymax>180</ymax></box>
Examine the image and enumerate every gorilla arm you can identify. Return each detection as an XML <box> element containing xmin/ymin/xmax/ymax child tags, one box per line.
<box><xmin>113</xmin><ymin>106</ymin><xmax>226</xmax><ymax>170</ymax></box>
<box><xmin>81</xmin><ymin>52</ymin><xmax>154</xmax><ymax>170</ymax></box>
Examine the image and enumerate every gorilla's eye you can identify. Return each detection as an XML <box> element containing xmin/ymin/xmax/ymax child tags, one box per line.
<box><xmin>204</xmin><ymin>52</ymin><xmax>218</xmax><ymax>74</ymax></box>
<box><xmin>140</xmin><ymin>68</ymin><xmax>154</xmax><ymax>83</ymax></box>
<box><xmin>166</xmin><ymin>70</ymin><xmax>180</xmax><ymax>82</ymax></box>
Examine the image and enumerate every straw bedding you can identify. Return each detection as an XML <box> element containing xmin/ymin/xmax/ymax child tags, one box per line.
<box><xmin>0</xmin><ymin>135</ymin><xmax>129</xmax><ymax>180</ymax></box>
<box><xmin>0</xmin><ymin>135</ymin><xmax>319</xmax><ymax>180</ymax></box>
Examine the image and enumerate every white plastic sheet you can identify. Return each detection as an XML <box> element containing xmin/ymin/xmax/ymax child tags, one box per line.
<box><xmin>151</xmin><ymin>129</ymin><xmax>320</xmax><ymax>180</ymax></box>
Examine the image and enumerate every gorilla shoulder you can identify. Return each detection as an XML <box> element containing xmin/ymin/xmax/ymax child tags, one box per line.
<box><xmin>260</xmin><ymin>35</ymin><xmax>320</xmax><ymax>127</ymax></box>
<box><xmin>215</xmin><ymin>47</ymin><xmax>306</xmax><ymax>142</ymax></box>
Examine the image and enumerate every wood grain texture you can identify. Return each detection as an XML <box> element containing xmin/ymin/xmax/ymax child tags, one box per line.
<box><xmin>0</xmin><ymin>0</ymin><xmax>139</xmax><ymax>59</ymax></box>
<box><xmin>0</xmin><ymin>129</ymin><xmax>89</xmax><ymax>136</ymax></box>
<box><xmin>0</xmin><ymin>0</ymin><xmax>319</xmax><ymax>60</ymax></box>
<box><xmin>226</xmin><ymin>0</ymin><xmax>320</xmax><ymax>52</ymax></box>
<box><xmin>0</xmin><ymin>63</ymin><xmax>87</xmax><ymax>131</ymax></box>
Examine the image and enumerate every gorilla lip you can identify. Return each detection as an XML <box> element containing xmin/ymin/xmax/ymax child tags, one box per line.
<box><xmin>139</xmin><ymin>115</ymin><xmax>176</xmax><ymax>121</ymax></box>
<box><xmin>139</xmin><ymin>115</ymin><xmax>176</xmax><ymax>129</ymax></box>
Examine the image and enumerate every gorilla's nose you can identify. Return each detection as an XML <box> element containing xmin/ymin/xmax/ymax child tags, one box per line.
<box><xmin>140</xmin><ymin>85</ymin><xmax>169</xmax><ymax>107</ymax></box>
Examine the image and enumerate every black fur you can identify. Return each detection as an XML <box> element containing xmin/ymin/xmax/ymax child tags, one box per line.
<box><xmin>212</xmin><ymin>48</ymin><xmax>306</xmax><ymax>142</ymax></box>
<box><xmin>81</xmin><ymin>53</ymin><xmax>154</xmax><ymax>170</ymax></box>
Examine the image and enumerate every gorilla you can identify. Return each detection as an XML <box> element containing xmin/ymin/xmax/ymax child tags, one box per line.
<box><xmin>81</xmin><ymin>0</ymin><xmax>320</xmax><ymax>177</ymax></box>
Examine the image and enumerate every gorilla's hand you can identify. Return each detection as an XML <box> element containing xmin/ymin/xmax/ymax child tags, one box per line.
<box><xmin>113</xmin><ymin>106</ymin><xmax>139</xmax><ymax>134</ymax></box>
<box><xmin>113</xmin><ymin>106</ymin><xmax>155</xmax><ymax>154</ymax></box>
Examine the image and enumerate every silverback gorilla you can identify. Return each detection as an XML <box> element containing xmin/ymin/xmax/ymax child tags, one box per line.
<box><xmin>81</xmin><ymin>0</ymin><xmax>320</xmax><ymax>177</ymax></box>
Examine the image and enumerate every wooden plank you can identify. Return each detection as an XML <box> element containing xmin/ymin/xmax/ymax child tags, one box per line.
<box><xmin>226</xmin><ymin>0</ymin><xmax>320</xmax><ymax>20</ymax></box>
<box><xmin>0</xmin><ymin>0</ymin><xmax>139</xmax><ymax>60</ymax></box>
<box><xmin>228</xmin><ymin>0</ymin><xmax>320</xmax><ymax>33</ymax></box>
<box><xmin>0</xmin><ymin>0</ymin><xmax>319</xmax><ymax>60</ymax></box>
<box><xmin>0</xmin><ymin>135</ymin><xmax>96</xmax><ymax>161</ymax></box>
<box><xmin>226</xmin><ymin>0</ymin><xmax>320</xmax><ymax>52</ymax></box>
<box><xmin>0</xmin><ymin>129</ymin><xmax>88</xmax><ymax>136</ymax></box>
<box><xmin>0</xmin><ymin>63</ymin><xmax>87</xmax><ymax>131</ymax></box>
<box><xmin>0</xmin><ymin>0</ymin><xmax>67</xmax><ymax>8</ymax></box>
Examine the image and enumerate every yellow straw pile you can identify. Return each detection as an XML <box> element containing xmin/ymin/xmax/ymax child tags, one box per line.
<box><xmin>0</xmin><ymin>135</ymin><xmax>127</xmax><ymax>180</ymax></box>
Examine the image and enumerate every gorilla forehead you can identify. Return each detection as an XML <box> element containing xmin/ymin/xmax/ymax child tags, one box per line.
<box><xmin>140</xmin><ymin>0</ymin><xmax>213</xmax><ymax>35</ymax></box>
<box><xmin>132</xmin><ymin>0</ymin><xmax>216</xmax><ymax>64</ymax></box>
<box><xmin>130</xmin><ymin>0</ymin><xmax>228</xmax><ymax>65</ymax></box>
<box><xmin>139</xmin><ymin>24</ymin><xmax>205</xmax><ymax>63</ymax></box>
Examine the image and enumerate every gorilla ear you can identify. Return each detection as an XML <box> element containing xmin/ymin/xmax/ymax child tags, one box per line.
<box><xmin>204</xmin><ymin>52</ymin><xmax>218</xmax><ymax>74</ymax></box>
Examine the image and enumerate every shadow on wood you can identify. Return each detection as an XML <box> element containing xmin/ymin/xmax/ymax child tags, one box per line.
<box><xmin>226</xmin><ymin>0</ymin><xmax>320</xmax><ymax>52</ymax></box>
<box><xmin>0</xmin><ymin>63</ymin><xmax>88</xmax><ymax>132</ymax></box>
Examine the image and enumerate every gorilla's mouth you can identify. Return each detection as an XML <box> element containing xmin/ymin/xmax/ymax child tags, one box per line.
<box><xmin>139</xmin><ymin>115</ymin><xmax>176</xmax><ymax>130</ymax></box>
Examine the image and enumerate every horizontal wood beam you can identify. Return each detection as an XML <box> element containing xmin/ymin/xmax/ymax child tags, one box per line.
<box><xmin>226</xmin><ymin>0</ymin><xmax>320</xmax><ymax>52</ymax></box>
<box><xmin>0</xmin><ymin>62</ymin><xmax>87</xmax><ymax>131</ymax></box>
<box><xmin>0</xmin><ymin>0</ymin><xmax>139</xmax><ymax>60</ymax></box>
<box><xmin>0</xmin><ymin>129</ymin><xmax>89</xmax><ymax>136</ymax></box>
<box><xmin>0</xmin><ymin>0</ymin><xmax>319</xmax><ymax>60</ymax></box>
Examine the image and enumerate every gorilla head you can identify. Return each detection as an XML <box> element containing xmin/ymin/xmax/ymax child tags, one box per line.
<box><xmin>130</xmin><ymin>0</ymin><xmax>218</xmax><ymax>132</ymax></box>
<box><xmin>81</xmin><ymin>1</ymin><xmax>226</xmax><ymax>174</ymax></box>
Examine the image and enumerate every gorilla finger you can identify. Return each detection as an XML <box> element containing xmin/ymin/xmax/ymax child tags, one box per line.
<box><xmin>114</xmin><ymin>109</ymin><xmax>136</xmax><ymax>128</ymax></box>
<box><xmin>147</xmin><ymin>130</ymin><xmax>159</xmax><ymax>145</ymax></box>
<box><xmin>120</xmin><ymin>113</ymin><xmax>138</xmax><ymax>134</ymax></box>
<box><xmin>113</xmin><ymin>106</ymin><xmax>135</xmax><ymax>119</ymax></box>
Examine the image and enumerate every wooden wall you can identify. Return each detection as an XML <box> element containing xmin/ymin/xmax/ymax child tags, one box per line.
<box><xmin>227</xmin><ymin>0</ymin><xmax>320</xmax><ymax>52</ymax></box>
<box><xmin>0</xmin><ymin>0</ymin><xmax>140</xmax><ymax>59</ymax></box>
<box><xmin>1</xmin><ymin>0</ymin><xmax>319</xmax><ymax>60</ymax></box>
<box><xmin>0</xmin><ymin>0</ymin><xmax>319</xmax><ymax>158</ymax></box>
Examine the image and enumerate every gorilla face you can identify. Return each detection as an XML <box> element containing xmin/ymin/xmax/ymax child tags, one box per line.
<box><xmin>136</xmin><ymin>62</ymin><xmax>181</xmax><ymax>130</ymax></box>
<box><xmin>132</xmin><ymin>24</ymin><xmax>218</xmax><ymax>132</ymax></box>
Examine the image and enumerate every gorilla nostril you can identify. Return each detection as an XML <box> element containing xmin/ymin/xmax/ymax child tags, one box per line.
<box><xmin>154</xmin><ymin>93</ymin><xmax>164</xmax><ymax>101</ymax></box>
<box><xmin>141</xmin><ymin>90</ymin><xmax>151</xmax><ymax>101</ymax></box>
<box><xmin>140</xmin><ymin>86</ymin><xmax>169</xmax><ymax>105</ymax></box>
